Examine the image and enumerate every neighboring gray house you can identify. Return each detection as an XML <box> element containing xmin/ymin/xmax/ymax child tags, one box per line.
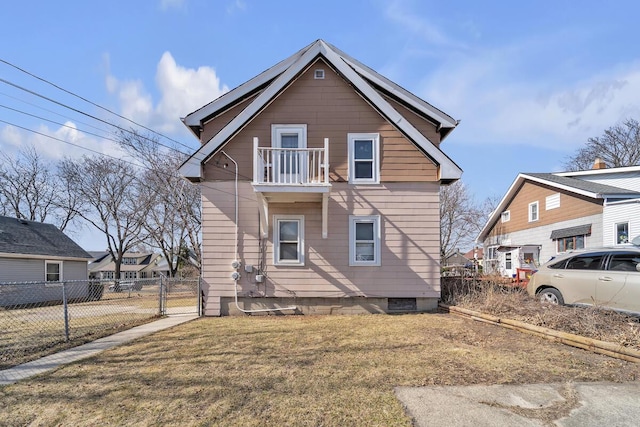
<box><xmin>0</xmin><ymin>216</ymin><xmax>92</xmax><ymax>282</ymax></box>
<box><xmin>0</xmin><ymin>216</ymin><xmax>92</xmax><ymax>305</ymax></box>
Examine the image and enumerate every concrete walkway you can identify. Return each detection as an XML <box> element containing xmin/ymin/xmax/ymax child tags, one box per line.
<box><xmin>0</xmin><ymin>314</ymin><xmax>199</xmax><ymax>386</ymax></box>
<box><xmin>396</xmin><ymin>381</ymin><xmax>640</xmax><ymax>426</ymax></box>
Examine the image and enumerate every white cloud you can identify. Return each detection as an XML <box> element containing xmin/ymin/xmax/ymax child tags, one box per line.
<box><xmin>155</xmin><ymin>52</ymin><xmax>230</xmax><ymax>133</ymax></box>
<box><xmin>105</xmin><ymin>52</ymin><xmax>229</xmax><ymax>135</ymax></box>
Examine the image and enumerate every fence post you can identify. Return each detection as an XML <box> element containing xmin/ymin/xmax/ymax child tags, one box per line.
<box><xmin>62</xmin><ymin>282</ymin><xmax>70</xmax><ymax>342</ymax></box>
<box><xmin>198</xmin><ymin>276</ymin><xmax>202</xmax><ymax>317</ymax></box>
<box><xmin>158</xmin><ymin>275</ymin><xmax>164</xmax><ymax>316</ymax></box>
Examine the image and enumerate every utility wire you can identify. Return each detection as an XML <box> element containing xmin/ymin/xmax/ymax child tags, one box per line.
<box><xmin>0</xmin><ymin>118</ymin><xmax>257</xmax><ymax>203</ymax></box>
<box><xmin>0</xmin><ymin>77</ymin><xmax>191</xmax><ymax>157</ymax></box>
<box><xmin>0</xmin><ymin>57</ymin><xmax>194</xmax><ymax>152</ymax></box>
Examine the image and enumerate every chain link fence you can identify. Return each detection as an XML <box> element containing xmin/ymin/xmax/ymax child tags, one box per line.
<box><xmin>0</xmin><ymin>277</ymin><xmax>200</xmax><ymax>370</ymax></box>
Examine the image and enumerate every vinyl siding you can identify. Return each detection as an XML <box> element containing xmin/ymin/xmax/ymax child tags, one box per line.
<box><xmin>201</xmin><ymin>58</ymin><xmax>439</xmax><ymax>184</ymax></box>
<box><xmin>603</xmin><ymin>202</ymin><xmax>640</xmax><ymax>246</ymax></box>
<box><xmin>0</xmin><ymin>258</ymin><xmax>88</xmax><ymax>282</ymax></box>
<box><xmin>488</xmin><ymin>181</ymin><xmax>602</xmax><ymax>238</ymax></box>
<box><xmin>199</xmin><ymin>181</ymin><xmax>441</xmax><ymax>315</ymax></box>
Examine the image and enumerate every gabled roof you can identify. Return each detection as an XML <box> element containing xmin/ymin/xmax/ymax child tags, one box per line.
<box><xmin>179</xmin><ymin>39</ymin><xmax>462</xmax><ymax>182</ymax></box>
<box><xmin>476</xmin><ymin>172</ymin><xmax>640</xmax><ymax>242</ymax></box>
<box><xmin>0</xmin><ymin>216</ymin><xmax>91</xmax><ymax>259</ymax></box>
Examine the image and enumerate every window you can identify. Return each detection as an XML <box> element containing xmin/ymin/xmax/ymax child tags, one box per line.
<box><xmin>314</xmin><ymin>69</ymin><xmax>325</xmax><ymax>79</ymax></box>
<box><xmin>274</xmin><ymin>215</ymin><xmax>304</xmax><ymax>265</ymax></box>
<box><xmin>501</xmin><ymin>211</ymin><xmax>510</xmax><ymax>223</ymax></box>
<box><xmin>608</xmin><ymin>252</ymin><xmax>640</xmax><ymax>272</ymax></box>
<box><xmin>565</xmin><ymin>253</ymin><xmax>605</xmax><ymax>270</ymax></box>
<box><xmin>348</xmin><ymin>133</ymin><xmax>380</xmax><ymax>184</ymax></box>
<box><xmin>546</xmin><ymin>193</ymin><xmax>560</xmax><ymax>210</ymax></box>
<box><xmin>505</xmin><ymin>253</ymin><xmax>512</xmax><ymax>270</ymax></box>
<box><xmin>616</xmin><ymin>222</ymin><xmax>629</xmax><ymax>244</ymax></box>
<box><xmin>122</xmin><ymin>271</ymin><xmax>137</xmax><ymax>279</ymax></box>
<box><xmin>557</xmin><ymin>235</ymin><xmax>585</xmax><ymax>252</ymax></box>
<box><xmin>349</xmin><ymin>215</ymin><xmax>381</xmax><ymax>266</ymax></box>
<box><xmin>528</xmin><ymin>201</ymin><xmax>539</xmax><ymax>222</ymax></box>
<box><xmin>45</xmin><ymin>261</ymin><xmax>62</xmax><ymax>282</ymax></box>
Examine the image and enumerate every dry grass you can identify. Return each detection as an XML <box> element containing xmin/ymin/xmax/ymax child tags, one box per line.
<box><xmin>2</xmin><ymin>314</ymin><xmax>640</xmax><ymax>426</ymax></box>
<box><xmin>443</xmin><ymin>275</ymin><xmax>640</xmax><ymax>351</ymax></box>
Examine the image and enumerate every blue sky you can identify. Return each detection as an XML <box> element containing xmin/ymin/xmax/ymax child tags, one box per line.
<box><xmin>2</xmin><ymin>0</ymin><xmax>640</xmax><ymax>250</ymax></box>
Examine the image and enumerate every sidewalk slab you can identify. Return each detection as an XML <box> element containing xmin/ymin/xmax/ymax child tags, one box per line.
<box><xmin>0</xmin><ymin>315</ymin><xmax>198</xmax><ymax>386</ymax></box>
<box><xmin>396</xmin><ymin>381</ymin><xmax>640</xmax><ymax>427</ymax></box>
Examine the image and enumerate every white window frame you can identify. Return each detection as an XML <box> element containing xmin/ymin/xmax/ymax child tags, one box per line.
<box><xmin>528</xmin><ymin>201</ymin><xmax>539</xmax><ymax>222</ymax></box>
<box><xmin>348</xmin><ymin>133</ymin><xmax>380</xmax><ymax>184</ymax></box>
<box><xmin>271</xmin><ymin>124</ymin><xmax>307</xmax><ymax>149</ymax></box>
<box><xmin>501</xmin><ymin>211</ymin><xmax>510</xmax><ymax>223</ymax></box>
<box><xmin>615</xmin><ymin>222</ymin><xmax>629</xmax><ymax>245</ymax></box>
<box><xmin>273</xmin><ymin>215</ymin><xmax>305</xmax><ymax>266</ymax></box>
<box><xmin>45</xmin><ymin>260</ymin><xmax>63</xmax><ymax>282</ymax></box>
<box><xmin>349</xmin><ymin>215</ymin><xmax>381</xmax><ymax>266</ymax></box>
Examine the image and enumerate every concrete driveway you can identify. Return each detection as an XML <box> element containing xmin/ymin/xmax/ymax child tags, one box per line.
<box><xmin>396</xmin><ymin>381</ymin><xmax>640</xmax><ymax>426</ymax></box>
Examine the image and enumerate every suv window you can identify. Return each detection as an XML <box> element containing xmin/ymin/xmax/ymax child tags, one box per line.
<box><xmin>564</xmin><ymin>253</ymin><xmax>606</xmax><ymax>270</ymax></box>
<box><xmin>607</xmin><ymin>252</ymin><xmax>640</xmax><ymax>272</ymax></box>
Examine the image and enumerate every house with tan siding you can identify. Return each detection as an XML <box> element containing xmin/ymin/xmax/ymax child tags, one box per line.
<box><xmin>179</xmin><ymin>40</ymin><xmax>462</xmax><ymax>316</ymax></box>
<box><xmin>477</xmin><ymin>163</ymin><xmax>640</xmax><ymax>278</ymax></box>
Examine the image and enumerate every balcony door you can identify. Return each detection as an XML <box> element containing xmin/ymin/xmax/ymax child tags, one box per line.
<box><xmin>272</xmin><ymin>124</ymin><xmax>307</xmax><ymax>184</ymax></box>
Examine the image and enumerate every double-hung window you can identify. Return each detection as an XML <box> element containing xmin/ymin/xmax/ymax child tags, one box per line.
<box><xmin>274</xmin><ymin>215</ymin><xmax>304</xmax><ymax>266</ymax></box>
<box><xmin>348</xmin><ymin>133</ymin><xmax>380</xmax><ymax>184</ymax></box>
<box><xmin>45</xmin><ymin>261</ymin><xmax>62</xmax><ymax>282</ymax></box>
<box><xmin>349</xmin><ymin>215</ymin><xmax>381</xmax><ymax>266</ymax></box>
<box><xmin>528</xmin><ymin>201</ymin><xmax>539</xmax><ymax>222</ymax></box>
<box><xmin>616</xmin><ymin>222</ymin><xmax>629</xmax><ymax>244</ymax></box>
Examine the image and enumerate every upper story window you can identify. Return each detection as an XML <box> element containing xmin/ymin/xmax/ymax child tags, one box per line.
<box><xmin>501</xmin><ymin>211</ymin><xmax>510</xmax><ymax>223</ymax></box>
<box><xmin>348</xmin><ymin>133</ymin><xmax>380</xmax><ymax>184</ymax></box>
<box><xmin>45</xmin><ymin>261</ymin><xmax>62</xmax><ymax>282</ymax></box>
<box><xmin>271</xmin><ymin>124</ymin><xmax>307</xmax><ymax>149</ymax></box>
<box><xmin>122</xmin><ymin>257</ymin><xmax>137</xmax><ymax>265</ymax></box>
<box><xmin>528</xmin><ymin>201</ymin><xmax>539</xmax><ymax>222</ymax></box>
<box><xmin>349</xmin><ymin>215</ymin><xmax>381</xmax><ymax>266</ymax></box>
<box><xmin>616</xmin><ymin>222</ymin><xmax>629</xmax><ymax>244</ymax></box>
<box><xmin>274</xmin><ymin>215</ymin><xmax>305</xmax><ymax>266</ymax></box>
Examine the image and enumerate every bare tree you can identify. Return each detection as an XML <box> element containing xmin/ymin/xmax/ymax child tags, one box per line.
<box><xmin>117</xmin><ymin>130</ymin><xmax>201</xmax><ymax>276</ymax></box>
<box><xmin>0</xmin><ymin>146</ymin><xmax>81</xmax><ymax>231</ymax></box>
<box><xmin>59</xmin><ymin>155</ymin><xmax>147</xmax><ymax>283</ymax></box>
<box><xmin>564</xmin><ymin>118</ymin><xmax>640</xmax><ymax>171</ymax></box>
<box><xmin>440</xmin><ymin>180</ymin><xmax>483</xmax><ymax>261</ymax></box>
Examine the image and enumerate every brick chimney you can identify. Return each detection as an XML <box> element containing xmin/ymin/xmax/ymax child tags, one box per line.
<box><xmin>593</xmin><ymin>158</ymin><xmax>607</xmax><ymax>169</ymax></box>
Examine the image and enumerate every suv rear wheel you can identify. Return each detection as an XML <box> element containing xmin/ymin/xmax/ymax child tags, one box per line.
<box><xmin>537</xmin><ymin>287</ymin><xmax>564</xmax><ymax>305</ymax></box>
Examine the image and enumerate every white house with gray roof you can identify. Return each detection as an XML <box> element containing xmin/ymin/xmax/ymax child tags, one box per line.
<box><xmin>477</xmin><ymin>164</ymin><xmax>640</xmax><ymax>278</ymax></box>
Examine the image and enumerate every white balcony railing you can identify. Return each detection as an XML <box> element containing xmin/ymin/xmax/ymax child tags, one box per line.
<box><xmin>253</xmin><ymin>137</ymin><xmax>330</xmax><ymax>185</ymax></box>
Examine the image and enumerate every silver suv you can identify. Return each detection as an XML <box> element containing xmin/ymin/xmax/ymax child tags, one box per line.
<box><xmin>527</xmin><ymin>247</ymin><xmax>640</xmax><ymax>314</ymax></box>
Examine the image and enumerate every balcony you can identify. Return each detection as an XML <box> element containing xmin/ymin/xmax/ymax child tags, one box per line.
<box><xmin>252</xmin><ymin>137</ymin><xmax>331</xmax><ymax>238</ymax></box>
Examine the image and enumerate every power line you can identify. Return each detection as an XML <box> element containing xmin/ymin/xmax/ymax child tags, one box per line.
<box><xmin>0</xmin><ymin>77</ymin><xmax>191</xmax><ymax>157</ymax></box>
<box><xmin>0</xmin><ymin>118</ymin><xmax>258</xmax><ymax>203</ymax></box>
<box><xmin>0</xmin><ymin>57</ymin><xmax>195</xmax><ymax>152</ymax></box>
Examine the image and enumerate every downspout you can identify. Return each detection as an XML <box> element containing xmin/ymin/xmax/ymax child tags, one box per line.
<box><xmin>219</xmin><ymin>151</ymin><xmax>297</xmax><ymax>314</ymax></box>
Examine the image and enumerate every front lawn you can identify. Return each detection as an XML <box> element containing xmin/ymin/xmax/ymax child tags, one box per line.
<box><xmin>1</xmin><ymin>314</ymin><xmax>639</xmax><ymax>426</ymax></box>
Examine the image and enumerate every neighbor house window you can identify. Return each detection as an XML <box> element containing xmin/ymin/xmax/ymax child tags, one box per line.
<box><xmin>122</xmin><ymin>257</ymin><xmax>137</xmax><ymax>265</ymax></box>
<box><xmin>349</xmin><ymin>215</ymin><xmax>381</xmax><ymax>266</ymax></box>
<box><xmin>557</xmin><ymin>235</ymin><xmax>585</xmax><ymax>252</ymax></box>
<box><xmin>616</xmin><ymin>222</ymin><xmax>629</xmax><ymax>244</ymax></box>
<box><xmin>274</xmin><ymin>215</ymin><xmax>304</xmax><ymax>266</ymax></box>
<box><xmin>505</xmin><ymin>253</ymin><xmax>512</xmax><ymax>270</ymax></box>
<box><xmin>501</xmin><ymin>211</ymin><xmax>510</xmax><ymax>223</ymax></box>
<box><xmin>45</xmin><ymin>261</ymin><xmax>62</xmax><ymax>282</ymax></box>
<box><xmin>528</xmin><ymin>201</ymin><xmax>539</xmax><ymax>222</ymax></box>
<box><xmin>348</xmin><ymin>133</ymin><xmax>380</xmax><ymax>184</ymax></box>
<box><xmin>122</xmin><ymin>271</ymin><xmax>137</xmax><ymax>279</ymax></box>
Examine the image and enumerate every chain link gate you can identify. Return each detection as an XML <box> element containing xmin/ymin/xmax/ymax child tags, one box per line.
<box><xmin>159</xmin><ymin>276</ymin><xmax>201</xmax><ymax>316</ymax></box>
